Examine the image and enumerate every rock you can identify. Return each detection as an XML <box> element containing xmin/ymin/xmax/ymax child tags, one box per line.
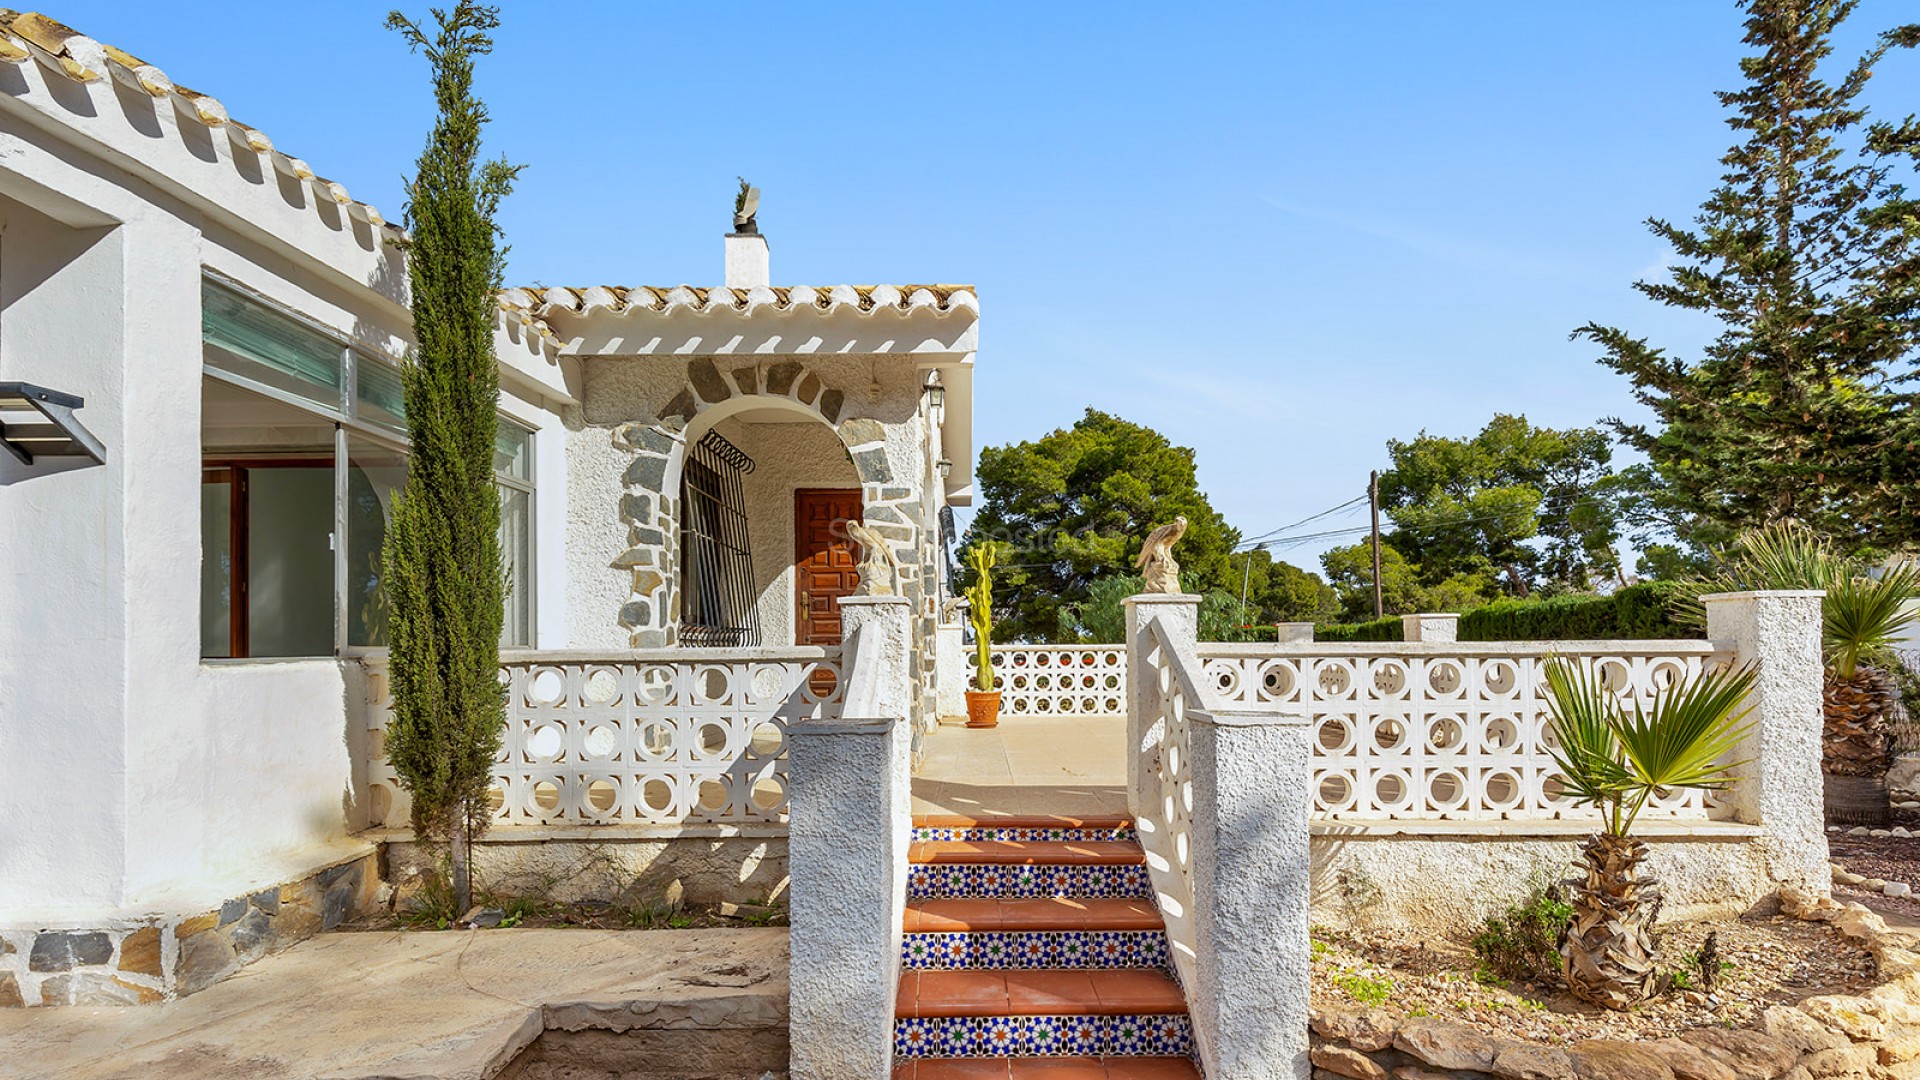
<box><xmin>1492</xmin><ymin>1042</ymin><xmax>1575</xmax><ymax>1080</ymax></box>
<box><xmin>1782</xmin><ymin>887</ymin><xmax>1840</xmax><ymax>921</ymax></box>
<box><xmin>1897</xmin><ymin>827</ymin><xmax>1913</xmax><ymax>838</ymax></box>
<box><xmin>1891</xmin><ymin>882</ymin><xmax>1915</xmax><ymax>898</ymax></box>
<box><xmin>1394</xmin><ymin>1069</ymin><xmax>1488</xmax><ymax>1080</ymax></box>
<box><xmin>1798</xmin><ymin>994</ymin><xmax>1890</xmax><ymax>1041</ymax></box>
<box><xmin>116</xmin><ymin>926</ymin><xmax>163</xmax><ymax>977</ymax></box>
<box><xmin>460</xmin><ymin>906</ymin><xmax>505</xmax><ymax>929</ymax></box>
<box><xmin>1312</xmin><ymin>1044</ymin><xmax>1391</xmax><ymax>1080</ymax></box>
<box><xmin>175</xmin><ymin>931</ymin><xmax>237</xmax><ymax>996</ymax></box>
<box><xmin>1394</xmin><ymin>1017</ymin><xmax>1499</xmax><ymax>1072</ymax></box>
<box><xmin>320</xmin><ymin>883</ymin><xmax>354</xmax><ymax>930</ymax></box>
<box><xmin>1867</xmin><ymin>878</ymin><xmax>1891</xmax><ymax>890</ymax></box>
<box><xmin>1850</xmin><ymin>827</ymin><xmax>1871</xmax><ymax>836</ymax></box>
<box><xmin>0</xmin><ymin>973</ymin><xmax>21</xmax><ymax>1008</ymax></box>
<box><xmin>1872</xmin><ymin>831</ymin><xmax>1894</xmax><ymax>839</ymax></box>
<box><xmin>1759</xmin><ymin>1006</ymin><xmax>1849</xmax><ymax>1054</ymax></box>
<box><xmin>1645</xmin><ymin>1039</ymin><xmax>1737</xmax><ymax>1080</ymax></box>
<box><xmin>1312</xmin><ymin>1008</ymin><xmax>1401</xmax><ymax>1053</ymax></box>
<box><xmin>1834</xmin><ymin>904</ymin><xmax>1891</xmax><ymax>942</ymax></box>
<box><xmin>174</xmin><ymin>912</ymin><xmax>219</xmax><ymax>938</ymax></box>
<box><xmin>229</xmin><ymin>908</ymin><xmax>275</xmax><ymax>964</ymax></box>
<box><xmin>38</xmin><ymin>972</ymin><xmax>162</xmax><ymax>1006</ymax></box>
<box><xmin>28</xmin><ymin>931</ymin><xmax>112</xmax><ymax>972</ymax></box>
<box><xmin>1566</xmin><ymin>1041</ymin><xmax>1677</xmax><ymax>1080</ymax></box>
<box><xmin>1838</xmin><ymin>871</ymin><xmax>1866</xmax><ymax>886</ymax></box>
<box><xmin>1680</xmin><ymin>1028</ymin><xmax>1800</xmax><ymax>1080</ymax></box>
<box><xmin>1798</xmin><ymin>1044</ymin><xmax>1874</xmax><ymax>1078</ymax></box>
<box><xmin>1880</xmin><ymin>1027</ymin><xmax>1920</xmax><ymax>1066</ymax></box>
<box><xmin>1890</xmin><ymin>755</ymin><xmax>1920</xmax><ymax>795</ymax></box>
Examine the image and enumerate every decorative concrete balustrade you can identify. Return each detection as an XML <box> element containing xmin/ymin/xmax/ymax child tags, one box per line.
<box><xmin>1198</xmin><ymin>641</ymin><xmax>1734</xmax><ymax>822</ymax></box>
<box><xmin>972</xmin><ymin>644</ymin><xmax>1127</xmax><ymax>717</ymax></box>
<box><xmin>357</xmin><ymin>648</ymin><xmax>844</xmax><ymax>832</ymax></box>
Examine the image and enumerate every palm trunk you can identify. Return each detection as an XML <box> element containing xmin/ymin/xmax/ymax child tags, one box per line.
<box><xmin>1823</xmin><ymin>667</ymin><xmax>1894</xmax><ymax>777</ymax></box>
<box><xmin>1562</xmin><ymin>833</ymin><xmax>1662</xmax><ymax>1010</ymax></box>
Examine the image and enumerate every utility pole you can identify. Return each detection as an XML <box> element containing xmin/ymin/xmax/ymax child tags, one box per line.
<box><xmin>1240</xmin><ymin>543</ymin><xmax>1261</xmax><ymax>630</ymax></box>
<box><xmin>1370</xmin><ymin>470</ymin><xmax>1383</xmax><ymax>619</ymax></box>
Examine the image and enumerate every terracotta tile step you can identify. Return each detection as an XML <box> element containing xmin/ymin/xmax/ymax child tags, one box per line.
<box><xmin>910</xmin><ymin>841</ymin><xmax>1145</xmax><ymax>866</ymax></box>
<box><xmin>898</xmin><ymin>969</ymin><xmax>1188</xmax><ymax>1018</ymax></box>
<box><xmin>914</xmin><ymin>815</ymin><xmax>1136</xmax><ymax>831</ymax></box>
<box><xmin>894</xmin><ymin>1057</ymin><xmax>1200</xmax><ymax>1079</ymax></box>
<box><xmin>906</xmin><ymin>899</ymin><xmax>1163</xmax><ymax>933</ymax></box>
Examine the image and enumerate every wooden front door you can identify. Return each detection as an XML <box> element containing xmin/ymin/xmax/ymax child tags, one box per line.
<box><xmin>794</xmin><ymin>489</ymin><xmax>863</xmax><ymax>646</ymax></box>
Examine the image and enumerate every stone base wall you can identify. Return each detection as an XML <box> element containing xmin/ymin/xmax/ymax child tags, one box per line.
<box><xmin>1309</xmin><ymin>888</ymin><xmax>1920</xmax><ymax>1080</ymax></box>
<box><xmin>0</xmin><ymin>849</ymin><xmax>379</xmax><ymax>1007</ymax></box>
<box><xmin>1309</xmin><ymin>829</ymin><xmax>1774</xmax><ymax>935</ymax></box>
<box><xmin>382</xmin><ymin>833</ymin><xmax>789</xmax><ymax>909</ymax></box>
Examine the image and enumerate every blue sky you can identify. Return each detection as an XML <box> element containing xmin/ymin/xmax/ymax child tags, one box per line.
<box><xmin>59</xmin><ymin>1</ymin><xmax>1920</xmax><ymax>569</ymax></box>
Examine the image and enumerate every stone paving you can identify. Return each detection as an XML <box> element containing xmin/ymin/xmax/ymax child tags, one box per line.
<box><xmin>0</xmin><ymin>927</ymin><xmax>787</xmax><ymax>1079</ymax></box>
<box><xmin>913</xmin><ymin>716</ymin><xmax>1127</xmax><ymax>820</ymax></box>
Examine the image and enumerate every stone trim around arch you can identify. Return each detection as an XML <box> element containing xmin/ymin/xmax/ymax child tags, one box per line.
<box><xmin>605</xmin><ymin>358</ymin><xmax>925</xmax><ymax>649</ymax></box>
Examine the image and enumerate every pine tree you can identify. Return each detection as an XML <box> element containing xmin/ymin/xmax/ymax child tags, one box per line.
<box><xmin>1578</xmin><ymin>0</ymin><xmax>1920</xmax><ymax>552</ymax></box>
<box><xmin>382</xmin><ymin>2</ymin><xmax>521</xmax><ymax>915</ymax></box>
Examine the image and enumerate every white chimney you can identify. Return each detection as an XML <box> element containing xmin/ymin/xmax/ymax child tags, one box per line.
<box><xmin>725</xmin><ymin>231</ymin><xmax>769</xmax><ymax>288</ymax></box>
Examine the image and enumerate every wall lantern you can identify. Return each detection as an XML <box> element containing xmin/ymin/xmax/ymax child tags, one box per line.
<box><xmin>923</xmin><ymin>379</ymin><xmax>946</xmax><ymax>412</ymax></box>
<box><xmin>936</xmin><ymin>458</ymin><xmax>953</xmax><ymax>480</ymax></box>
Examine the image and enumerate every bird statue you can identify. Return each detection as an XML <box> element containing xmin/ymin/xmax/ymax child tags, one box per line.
<box><xmin>1137</xmin><ymin>515</ymin><xmax>1189</xmax><ymax>594</ymax></box>
<box><xmin>843</xmin><ymin>519</ymin><xmax>900</xmax><ymax>597</ymax></box>
<box><xmin>733</xmin><ymin>177</ymin><xmax>760</xmax><ymax>235</ymax></box>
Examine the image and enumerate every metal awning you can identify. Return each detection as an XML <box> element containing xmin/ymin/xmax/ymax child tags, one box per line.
<box><xmin>0</xmin><ymin>383</ymin><xmax>106</xmax><ymax>465</ymax></box>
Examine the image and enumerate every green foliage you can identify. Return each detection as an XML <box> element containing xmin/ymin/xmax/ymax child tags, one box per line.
<box><xmin>1333</xmin><ymin>972</ymin><xmax>1394</xmax><ymax>1007</ymax></box>
<box><xmin>1458</xmin><ymin>583</ymin><xmax>1690</xmax><ymax>642</ymax></box>
<box><xmin>1314</xmin><ymin>616</ymin><xmax>1405</xmax><ymax>642</ymax></box>
<box><xmin>1681</xmin><ymin>523</ymin><xmax>1920</xmax><ymax>678</ymax></box>
<box><xmin>381</xmin><ymin>2</ymin><xmax>520</xmax><ymax>874</ymax></box>
<box><xmin>965</xmin><ymin>544</ymin><xmax>998</xmax><ymax>691</ymax></box>
<box><xmin>1233</xmin><ymin>548</ymin><xmax>1341</xmax><ymax>625</ymax></box>
<box><xmin>1577</xmin><ymin>1</ymin><xmax>1920</xmax><ymax>551</ymax></box>
<box><xmin>1542</xmin><ymin>656</ymin><xmax>1756</xmax><ymax>837</ymax></box>
<box><xmin>1470</xmin><ymin>879</ymin><xmax>1574</xmax><ymax>984</ymax></box>
<box><xmin>963</xmin><ymin>409</ymin><xmax>1238</xmax><ymax>642</ymax></box>
<box><xmin>1321</xmin><ymin>542</ymin><xmax>1490</xmax><ymax>621</ymax></box>
<box><xmin>1381</xmin><ymin>414</ymin><xmax>1627</xmax><ymax>596</ymax></box>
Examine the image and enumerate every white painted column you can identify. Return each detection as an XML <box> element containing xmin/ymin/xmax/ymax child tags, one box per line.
<box><xmin>788</xmin><ymin>595</ymin><xmax>913</xmax><ymax>1080</ymax></box>
<box><xmin>1124</xmin><ymin>593</ymin><xmax>1200</xmax><ymax>817</ymax></box>
<box><xmin>1704</xmin><ymin>590</ymin><xmax>1829</xmax><ymax>896</ymax></box>
<box><xmin>1187</xmin><ymin>706</ymin><xmax>1314</xmax><ymax>1080</ymax></box>
<box><xmin>1401</xmin><ymin>613</ymin><xmax>1458</xmax><ymax>642</ymax></box>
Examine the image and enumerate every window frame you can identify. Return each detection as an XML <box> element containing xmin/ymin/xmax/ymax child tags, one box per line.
<box><xmin>199</xmin><ymin>271</ymin><xmax>537</xmax><ymax>659</ymax></box>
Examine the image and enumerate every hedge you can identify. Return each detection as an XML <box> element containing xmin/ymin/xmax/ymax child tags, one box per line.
<box><xmin>1313</xmin><ymin>615</ymin><xmax>1404</xmax><ymax>642</ymax></box>
<box><xmin>1457</xmin><ymin>581</ymin><xmax>1690</xmax><ymax>642</ymax></box>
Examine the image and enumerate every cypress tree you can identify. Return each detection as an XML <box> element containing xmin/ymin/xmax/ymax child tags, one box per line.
<box><xmin>382</xmin><ymin>1</ymin><xmax>521</xmax><ymax>915</ymax></box>
<box><xmin>1578</xmin><ymin>0</ymin><xmax>1920</xmax><ymax>552</ymax></box>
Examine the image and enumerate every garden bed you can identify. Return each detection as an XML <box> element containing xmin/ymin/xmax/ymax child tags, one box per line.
<box><xmin>1311</xmin><ymin>911</ymin><xmax>1875</xmax><ymax>1045</ymax></box>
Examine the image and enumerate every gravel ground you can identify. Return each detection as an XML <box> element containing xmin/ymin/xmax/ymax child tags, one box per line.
<box><xmin>1828</xmin><ymin>805</ymin><xmax>1920</xmax><ymax>918</ymax></box>
<box><xmin>1309</xmin><ymin>913</ymin><xmax>1877</xmax><ymax>1045</ymax></box>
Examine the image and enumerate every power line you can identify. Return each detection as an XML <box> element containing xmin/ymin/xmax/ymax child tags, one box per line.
<box><xmin>1235</xmin><ymin>495</ymin><xmax>1369</xmax><ymax>549</ymax></box>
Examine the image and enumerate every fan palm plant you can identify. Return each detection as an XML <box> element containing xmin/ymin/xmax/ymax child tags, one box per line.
<box><xmin>1542</xmin><ymin>656</ymin><xmax>1756</xmax><ymax>1010</ymax></box>
<box><xmin>1684</xmin><ymin>523</ymin><xmax>1920</xmax><ymax>815</ymax></box>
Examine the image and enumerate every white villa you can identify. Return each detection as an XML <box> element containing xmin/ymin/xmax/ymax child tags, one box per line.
<box><xmin>0</xmin><ymin>11</ymin><xmax>973</xmax><ymax>1007</ymax></box>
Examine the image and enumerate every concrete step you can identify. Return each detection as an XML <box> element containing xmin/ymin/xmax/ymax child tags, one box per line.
<box><xmin>898</xmin><ymin>969</ymin><xmax>1188</xmax><ymax>1018</ymax></box>
<box><xmin>893</xmin><ymin>1056</ymin><xmax>1202</xmax><ymax>1078</ymax></box>
<box><xmin>905</xmin><ymin>899</ymin><xmax>1162</xmax><ymax>933</ymax></box>
<box><xmin>909</xmin><ymin>841</ymin><xmax>1145</xmax><ymax>866</ymax></box>
<box><xmin>913</xmin><ymin>816</ymin><xmax>1137</xmax><ymax>845</ymax></box>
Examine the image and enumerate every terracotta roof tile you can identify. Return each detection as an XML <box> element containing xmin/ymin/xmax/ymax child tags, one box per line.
<box><xmin>497</xmin><ymin>283</ymin><xmax>976</xmax><ymax>328</ymax></box>
<box><xmin>0</xmin><ymin>10</ymin><xmax>399</xmax><ymax>236</ymax></box>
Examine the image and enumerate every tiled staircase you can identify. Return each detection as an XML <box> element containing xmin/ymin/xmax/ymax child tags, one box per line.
<box><xmin>893</xmin><ymin>816</ymin><xmax>1201</xmax><ymax>1079</ymax></box>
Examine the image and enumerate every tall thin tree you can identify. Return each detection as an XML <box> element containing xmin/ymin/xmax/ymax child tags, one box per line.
<box><xmin>382</xmin><ymin>1</ymin><xmax>521</xmax><ymax>916</ymax></box>
<box><xmin>1578</xmin><ymin>0</ymin><xmax>1920</xmax><ymax>552</ymax></box>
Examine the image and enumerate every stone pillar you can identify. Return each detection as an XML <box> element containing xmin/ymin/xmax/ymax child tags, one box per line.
<box><xmin>787</xmin><ymin>594</ymin><xmax>913</xmax><ymax>1080</ymax></box>
<box><xmin>1186</xmin><ymin>706</ymin><xmax>1313</xmax><ymax>1080</ymax></box>
<box><xmin>1125</xmin><ymin>593</ymin><xmax>1201</xmax><ymax>817</ymax></box>
<box><xmin>1401</xmin><ymin>613</ymin><xmax>1458</xmax><ymax>642</ymax></box>
<box><xmin>1704</xmin><ymin>590</ymin><xmax>1829</xmax><ymax>896</ymax></box>
<box><xmin>1276</xmin><ymin>622</ymin><xmax>1315</xmax><ymax>644</ymax></box>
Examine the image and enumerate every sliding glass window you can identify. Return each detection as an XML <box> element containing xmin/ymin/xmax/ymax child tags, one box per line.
<box><xmin>199</xmin><ymin>275</ymin><xmax>536</xmax><ymax>657</ymax></box>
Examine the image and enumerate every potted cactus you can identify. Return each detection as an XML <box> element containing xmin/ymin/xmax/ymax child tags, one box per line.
<box><xmin>964</xmin><ymin>544</ymin><xmax>1001</xmax><ymax>728</ymax></box>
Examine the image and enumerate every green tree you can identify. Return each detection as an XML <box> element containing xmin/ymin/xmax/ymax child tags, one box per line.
<box><xmin>1577</xmin><ymin>0</ymin><xmax>1920</xmax><ymax>551</ymax></box>
<box><xmin>963</xmin><ymin>409</ymin><xmax>1238</xmax><ymax>642</ymax></box>
<box><xmin>1320</xmin><ymin>542</ymin><xmax>1490</xmax><ymax>621</ymax></box>
<box><xmin>1379</xmin><ymin>414</ymin><xmax>1624</xmax><ymax>596</ymax></box>
<box><xmin>1234</xmin><ymin>548</ymin><xmax>1340</xmax><ymax>625</ymax></box>
<box><xmin>381</xmin><ymin>1</ymin><xmax>522</xmax><ymax>915</ymax></box>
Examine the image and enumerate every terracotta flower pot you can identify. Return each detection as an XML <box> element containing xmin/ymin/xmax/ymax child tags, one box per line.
<box><xmin>965</xmin><ymin>690</ymin><xmax>1002</xmax><ymax>729</ymax></box>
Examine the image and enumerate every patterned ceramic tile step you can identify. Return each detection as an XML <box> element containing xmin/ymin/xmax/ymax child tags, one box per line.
<box><xmin>898</xmin><ymin>969</ymin><xmax>1188</xmax><ymax>1018</ymax></box>
<box><xmin>910</xmin><ymin>841</ymin><xmax>1146</xmax><ymax>866</ymax></box>
<box><xmin>893</xmin><ymin>1057</ymin><xmax>1202</xmax><ymax>1079</ymax></box>
<box><xmin>892</xmin><ymin>1013</ymin><xmax>1194</xmax><ymax>1059</ymax></box>
<box><xmin>908</xmin><ymin>862</ymin><xmax>1151</xmax><ymax>900</ymax></box>
<box><xmin>905</xmin><ymin>899</ymin><xmax>1162</xmax><ymax>933</ymax></box>
<box><xmin>913</xmin><ymin>816</ymin><xmax>1137</xmax><ymax>845</ymax></box>
<box><xmin>904</xmin><ymin>930</ymin><xmax>1169</xmax><ymax>971</ymax></box>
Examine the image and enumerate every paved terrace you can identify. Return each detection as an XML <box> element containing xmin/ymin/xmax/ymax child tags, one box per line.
<box><xmin>0</xmin><ymin>928</ymin><xmax>787</xmax><ymax>1080</ymax></box>
<box><xmin>913</xmin><ymin>715</ymin><xmax>1127</xmax><ymax>820</ymax></box>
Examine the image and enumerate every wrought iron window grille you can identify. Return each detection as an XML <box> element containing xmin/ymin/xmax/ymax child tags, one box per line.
<box><xmin>680</xmin><ymin>429</ymin><xmax>761</xmax><ymax>647</ymax></box>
